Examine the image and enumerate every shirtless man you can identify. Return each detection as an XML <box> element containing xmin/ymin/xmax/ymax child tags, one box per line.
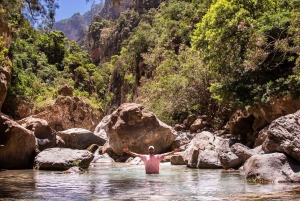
<box><xmin>123</xmin><ymin>146</ymin><xmax>180</xmax><ymax>174</ymax></box>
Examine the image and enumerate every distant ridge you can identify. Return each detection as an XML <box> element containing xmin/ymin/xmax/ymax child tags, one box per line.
<box><xmin>52</xmin><ymin>3</ymin><xmax>104</xmax><ymax>42</ymax></box>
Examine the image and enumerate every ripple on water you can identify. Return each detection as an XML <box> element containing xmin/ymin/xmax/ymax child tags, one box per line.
<box><xmin>0</xmin><ymin>163</ymin><xmax>299</xmax><ymax>200</ymax></box>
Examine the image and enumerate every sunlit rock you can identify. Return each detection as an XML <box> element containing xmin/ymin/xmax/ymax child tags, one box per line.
<box><xmin>104</xmin><ymin>103</ymin><xmax>177</xmax><ymax>154</ymax></box>
<box><xmin>32</xmin><ymin>96</ymin><xmax>101</xmax><ymax>131</ymax></box>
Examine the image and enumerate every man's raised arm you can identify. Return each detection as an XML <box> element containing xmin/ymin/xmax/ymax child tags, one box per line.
<box><xmin>123</xmin><ymin>147</ymin><xmax>140</xmax><ymax>157</ymax></box>
<box><xmin>161</xmin><ymin>148</ymin><xmax>180</xmax><ymax>157</ymax></box>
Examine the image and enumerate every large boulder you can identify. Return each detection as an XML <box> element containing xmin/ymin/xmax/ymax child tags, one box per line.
<box><xmin>183</xmin><ymin>131</ymin><xmax>229</xmax><ymax>168</ymax></box>
<box><xmin>18</xmin><ymin>117</ymin><xmax>56</xmax><ymax>151</ymax></box>
<box><xmin>32</xmin><ymin>96</ymin><xmax>101</xmax><ymax>131</ymax></box>
<box><xmin>57</xmin><ymin>128</ymin><xmax>106</xmax><ymax>149</ymax></box>
<box><xmin>105</xmin><ymin>103</ymin><xmax>178</xmax><ymax>154</ymax></box>
<box><xmin>262</xmin><ymin>110</ymin><xmax>300</xmax><ymax>162</ymax></box>
<box><xmin>34</xmin><ymin>148</ymin><xmax>94</xmax><ymax>170</ymax></box>
<box><xmin>244</xmin><ymin>153</ymin><xmax>300</xmax><ymax>183</ymax></box>
<box><xmin>0</xmin><ymin>113</ymin><xmax>36</xmax><ymax>169</ymax></box>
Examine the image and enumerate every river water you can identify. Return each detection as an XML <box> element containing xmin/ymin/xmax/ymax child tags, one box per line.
<box><xmin>0</xmin><ymin>162</ymin><xmax>299</xmax><ymax>201</ymax></box>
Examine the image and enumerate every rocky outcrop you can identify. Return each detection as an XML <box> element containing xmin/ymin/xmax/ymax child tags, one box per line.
<box><xmin>32</xmin><ymin>96</ymin><xmax>101</xmax><ymax>131</ymax></box>
<box><xmin>262</xmin><ymin>110</ymin><xmax>300</xmax><ymax>162</ymax></box>
<box><xmin>183</xmin><ymin>131</ymin><xmax>229</xmax><ymax>169</ymax></box>
<box><xmin>34</xmin><ymin>148</ymin><xmax>94</xmax><ymax>170</ymax></box>
<box><xmin>18</xmin><ymin>117</ymin><xmax>56</xmax><ymax>151</ymax></box>
<box><xmin>244</xmin><ymin>153</ymin><xmax>300</xmax><ymax>183</ymax></box>
<box><xmin>0</xmin><ymin>113</ymin><xmax>37</xmax><ymax>169</ymax></box>
<box><xmin>105</xmin><ymin>103</ymin><xmax>178</xmax><ymax>154</ymax></box>
<box><xmin>57</xmin><ymin>128</ymin><xmax>106</xmax><ymax>149</ymax></box>
<box><xmin>99</xmin><ymin>0</ymin><xmax>132</xmax><ymax>20</ymax></box>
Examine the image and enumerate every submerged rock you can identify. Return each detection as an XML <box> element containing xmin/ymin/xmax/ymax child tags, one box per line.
<box><xmin>62</xmin><ymin>166</ymin><xmax>87</xmax><ymax>174</ymax></box>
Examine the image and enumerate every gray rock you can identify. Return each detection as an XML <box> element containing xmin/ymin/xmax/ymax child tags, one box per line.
<box><xmin>34</xmin><ymin>148</ymin><xmax>94</xmax><ymax>170</ymax></box>
<box><xmin>244</xmin><ymin>153</ymin><xmax>300</xmax><ymax>183</ymax></box>
<box><xmin>183</xmin><ymin>131</ymin><xmax>227</xmax><ymax>168</ymax></box>
<box><xmin>18</xmin><ymin>117</ymin><xmax>56</xmax><ymax>151</ymax></box>
<box><xmin>262</xmin><ymin>110</ymin><xmax>300</xmax><ymax>162</ymax></box>
<box><xmin>57</xmin><ymin>128</ymin><xmax>106</xmax><ymax>149</ymax></box>
<box><xmin>219</xmin><ymin>143</ymin><xmax>256</xmax><ymax>169</ymax></box>
<box><xmin>170</xmin><ymin>154</ymin><xmax>185</xmax><ymax>165</ymax></box>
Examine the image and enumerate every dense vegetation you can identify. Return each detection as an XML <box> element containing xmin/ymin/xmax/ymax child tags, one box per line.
<box><xmin>2</xmin><ymin>0</ymin><xmax>300</xmax><ymax>125</ymax></box>
<box><xmin>97</xmin><ymin>0</ymin><xmax>300</xmax><ymax>124</ymax></box>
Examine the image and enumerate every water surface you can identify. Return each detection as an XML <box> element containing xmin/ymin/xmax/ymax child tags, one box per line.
<box><xmin>0</xmin><ymin>163</ymin><xmax>299</xmax><ymax>200</ymax></box>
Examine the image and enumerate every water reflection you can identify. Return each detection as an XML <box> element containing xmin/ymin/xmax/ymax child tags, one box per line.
<box><xmin>0</xmin><ymin>163</ymin><xmax>299</xmax><ymax>200</ymax></box>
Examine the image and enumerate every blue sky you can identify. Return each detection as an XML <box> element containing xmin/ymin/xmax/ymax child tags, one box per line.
<box><xmin>55</xmin><ymin>0</ymin><xmax>103</xmax><ymax>21</ymax></box>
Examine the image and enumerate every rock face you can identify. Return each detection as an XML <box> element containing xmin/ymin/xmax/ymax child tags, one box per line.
<box><xmin>57</xmin><ymin>128</ymin><xmax>106</xmax><ymax>149</ymax></box>
<box><xmin>0</xmin><ymin>20</ymin><xmax>12</xmax><ymax>110</ymax></box>
<box><xmin>250</xmin><ymin>96</ymin><xmax>300</xmax><ymax>124</ymax></box>
<box><xmin>183</xmin><ymin>131</ymin><xmax>228</xmax><ymax>169</ymax></box>
<box><xmin>32</xmin><ymin>96</ymin><xmax>101</xmax><ymax>131</ymax></box>
<box><xmin>262</xmin><ymin>110</ymin><xmax>300</xmax><ymax>162</ymax></box>
<box><xmin>244</xmin><ymin>153</ymin><xmax>300</xmax><ymax>183</ymax></box>
<box><xmin>52</xmin><ymin>3</ymin><xmax>104</xmax><ymax>42</ymax></box>
<box><xmin>18</xmin><ymin>117</ymin><xmax>56</xmax><ymax>151</ymax></box>
<box><xmin>99</xmin><ymin>0</ymin><xmax>132</xmax><ymax>20</ymax></box>
<box><xmin>34</xmin><ymin>148</ymin><xmax>94</xmax><ymax>170</ymax></box>
<box><xmin>105</xmin><ymin>103</ymin><xmax>177</xmax><ymax>154</ymax></box>
<box><xmin>0</xmin><ymin>113</ymin><xmax>36</xmax><ymax>169</ymax></box>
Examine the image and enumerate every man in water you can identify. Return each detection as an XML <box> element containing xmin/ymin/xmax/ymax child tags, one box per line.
<box><xmin>123</xmin><ymin>146</ymin><xmax>180</xmax><ymax>174</ymax></box>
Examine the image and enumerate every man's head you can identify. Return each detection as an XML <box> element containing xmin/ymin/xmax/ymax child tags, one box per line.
<box><xmin>148</xmin><ymin>146</ymin><xmax>155</xmax><ymax>155</ymax></box>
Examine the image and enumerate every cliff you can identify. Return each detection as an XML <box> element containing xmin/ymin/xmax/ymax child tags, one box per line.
<box><xmin>52</xmin><ymin>3</ymin><xmax>104</xmax><ymax>43</ymax></box>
